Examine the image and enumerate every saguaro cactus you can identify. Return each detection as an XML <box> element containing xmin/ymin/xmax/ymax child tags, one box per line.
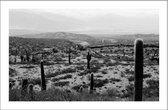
<box><xmin>21</xmin><ymin>79</ymin><xmax>28</xmax><ymax>95</ymax></box>
<box><xmin>123</xmin><ymin>49</ymin><xmax>125</xmax><ymax>57</ymax></box>
<box><xmin>134</xmin><ymin>39</ymin><xmax>143</xmax><ymax>101</ymax></box>
<box><xmin>87</xmin><ymin>51</ymin><xmax>92</xmax><ymax>69</ymax></box>
<box><xmin>90</xmin><ymin>73</ymin><xmax>94</xmax><ymax>93</ymax></box>
<box><xmin>20</xmin><ymin>55</ymin><xmax>24</xmax><ymax>62</ymax></box>
<box><xmin>9</xmin><ymin>82</ymin><xmax>12</xmax><ymax>90</ymax></box>
<box><xmin>68</xmin><ymin>48</ymin><xmax>71</xmax><ymax>64</ymax></box>
<box><xmin>28</xmin><ymin>84</ymin><xmax>34</xmax><ymax>100</ymax></box>
<box><xmin>40</xmin><ymin>60</ymin><xmax>46</xmax><ymax>91</ymax></box>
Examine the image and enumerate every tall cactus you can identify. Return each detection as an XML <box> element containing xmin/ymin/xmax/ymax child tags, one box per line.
<box><xmin>9</xmin><ymin>82</ymin><xmax>12</xmax><ymax>90</ymax></box>
<box><xmin>87</xmin><ymin>51</ymin><xmax>91</xmax><ymax>69</ymax></box>
<box><xmin>134</xmin><ymin>39</ymin><xmax>143</xmax><ymax>101</ymax></box>
<box><xmin>40</xmin><ymin>60</ymin><xmax>46</xmax><ymax>91</ymax></box>
<box><xmin>68</xmin><ymin>48</ymin><xmax>71</xmax><ymax>64</ymax></box>
<box><xmin>21</xmin><ymin>79</ymin><xmax>28</xmax><ymax>95</ymax></box>
<box><xmin>123</xmin><ymin>49</ymin><xmax>125</xmax><ymax>57</ymax></box>
<box><xmin>20</xmin><ymin>55</ymin><xmax>24</xmax><ymax>62</ymax></box>
<box><xmin>90</xmin><ymin>73</ymin><xmax>94</xmax><ymax>94</ymax></box>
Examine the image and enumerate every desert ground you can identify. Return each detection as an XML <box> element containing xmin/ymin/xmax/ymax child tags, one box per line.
<box><xmin>9</xmin><ymin>33</ymin><xmax>159</xmax><ymax>101</ymax></box>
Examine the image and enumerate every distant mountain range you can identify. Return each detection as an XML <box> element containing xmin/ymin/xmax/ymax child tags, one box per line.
<box><xmin>10</xmin><ymin>10</ymin><xmax>159</xmax><ymax>34</ymax></box>
<box><xmin>9</xmin><ymin>29</ymin><xmax>42</xmax><ymax>36</ymax></box>
<box><xmin>9</xmin><ymin>31</ymin><xmax>99</xmax><ymax>46</ymax></box>
<box><xmin>10</xmin><ymin>30</ymin><xmax>159</xmax><ymax>43</ymax></box>
<box><xmin>90</xmin><ymin>33</ymin><xmax>159</xmax><ymax>41</ymax></box>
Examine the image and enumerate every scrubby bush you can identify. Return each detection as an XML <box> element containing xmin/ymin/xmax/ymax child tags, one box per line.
<box><xmin>109</xmin><ymin>77</ymin><xmax>121</xmax><ymax>82</ymax></box>
<box><xmin>143</xmin><ymin>79</ymin><xmax>159</xmax><ymax>98</ymax></box>
<box><xmin>101</xmin><ymin>71</ymin><xmax>108</xmax><ymax>74</ymax></box>
<box><xmin>29</xmin><ymin>78</ymin><xmax>41</xmax><ymax>85</ymax></box>
<box><xmin>94</xmin><ymin>79</ymin><xmax>109</xmax><ymax>88</ymax></box>
<box><xmin>52</xmin><ymin>74</ymin><xmax>72</xmax><ymax>82</ymax></box>
<box><xmin>54</xmin><ymin>81</ymin><xmax>69</xmax><ymax>86</ymax></box>
<box><xmin>20</xmin><ymin>65</ymin><xmax>35</xmax><ymax>69</ymax></box>
<box><xmin>143</xmin><ymin>74</ymin><xmax>152</xmax><ymax>79</ymax></box>
<box><xmin>72</xmin><ymin>84</ymin><xmax>88</xmax><ymax>91</ymax></box>
<box><xmin>127</xmin><ymin>76</ymin><xmax>134</xmax><ymax>82</ymax></box>
<box><xmin>9</xmin><ymin>68</ymin><xmax>17</xmax><ymax>77</ymax></box>
<box><xmin>45</xmin><ymin>72</ymin><xmax>59</xmax><ymax>78</ymax></box>
<box><xmin>62</xmin><ymin>68</ymin><xmax>76</xmax><ymax>73</ymax></box>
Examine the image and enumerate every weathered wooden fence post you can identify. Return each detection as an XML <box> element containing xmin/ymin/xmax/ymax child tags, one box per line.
<box><xmin>68</xmin><ymin>48</ymin><xmax>71</xmax><ymax>64</ymax></box>
<box><xmin>90</xmin><ymin>73</ymin><xmax>94</xmax><ymax>94</ymax></box>
<box><xmin>134</xmin><ymin>39</ymin><xmax>144</xmax><ymax>101</ymax></box>
<box><xmin>87</xmin><ymin>51</ymin><xmax>91</xmax><ymax>69</ymax></box>
<box><xmin>41</xmin><ymin>60</ymin><xmax>46</xmax><ymax>91</ymax></box>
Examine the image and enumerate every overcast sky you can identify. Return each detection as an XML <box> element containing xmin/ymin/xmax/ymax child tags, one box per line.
<box><xmin>21</xmin><ymin>9</ymin><xmax>158</xmax><ymax>19</ymax></box>
<box><xmin>10</xmin><ymin>9</ymin><xmax>159</xmax><ymax>34</ymax></box>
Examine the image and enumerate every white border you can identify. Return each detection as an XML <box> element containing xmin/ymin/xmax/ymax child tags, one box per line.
<box><xmin>1</xmin><ymin>1</ymin><xmax>167</xmax><ymax>110</ymax></box>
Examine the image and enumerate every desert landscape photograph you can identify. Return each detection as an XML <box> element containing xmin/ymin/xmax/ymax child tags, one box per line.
<box><xmin>9</xmin><ymin>9</ymin><xmax>159</xmax><ymax>101</ymax></box>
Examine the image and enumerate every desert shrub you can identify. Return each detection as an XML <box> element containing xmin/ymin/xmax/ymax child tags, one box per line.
<box><xmin>143</xmin><ymin>74</ymin><xmax>152</xmax><ymax>79</ymax></box>
<box><xmin>62</xmin><ymin>68</ymin><xmax>76</xmax><ymax>74</ymax></box>
<box><xmin>9</xmin><ymin>87</ymin><xmax>126</xmax><ymax>101</ymax></box>
<box><xmin>95</xmin><ymin>75</ymin><xmax>103</xmax><ymax>78</ymax></box>
<box><xmin>9</xmin><ymin>89</ymin><xmax>23</xmax><ymax>101</ymax></box>
<box><xmin>72</xmin><ymin>84</ymin><xmax>89</xmax><ymax>91</ymax></box>
<box><xmin>53</xmin><ymin>56</ymin><xmax>63</xmax><ymax>62</ymax></box>
<box><xmin>9</xmin><ymin>78</ymin><xmax>16</xmax><ymax>83</ymax></box>
<box><xmin>105</xmin><ymin>88</ymin><xmax>120</xmax><ymax>97</ymax></box>
<box><xmin>20</xmin><ymin>65</ymin><xmax>35</xmax><ymax>69</ymax></box>
<box><xmin>90</xmin><ymin>64</ymin><xmax>102</xmax><ymax>73</ymax></box>
<box><xmin>30</xmin><ymin>78</ymin><xmax>41</xmax><ymax>85</ymax></box>
<box><xmin>103</xmin><ymin>58</ymin><xmax>111</xmax><ymax>63</ymax></box>
<box><xmin>9</xmin><ymin>68</ymin><xmax>17</xmax><ymax>77</ymax></box>
<box><xmin>54</xmin><ymin>81</ymin><xmax>69</xmax><ymax>86</ymax></box>
<box><xmin>52</xmin><ymin>74</ymin><xmax>72</xmax><ymax>82</ymax></box>
<box><xmin>45</xmin><ymin>72</ymin><xmax>60</xmax><ymax>78</ymax></box>
<box><xmin>90</xmin><ymin>59</ymin><xmax>99</xmax><ymax>64</ymax></box>
<box><xmin>122</xmin><ymin>56</ymin><xmax>134</xmax><ymax>62</ymax></box>
<box><xmin>94</xmin><ymin>79</ymin><xmax>109</xmax><ymax>88</ymax></box>
<box><xmin>120</xmin><ymin>72</ymin><xmax>125</xmax><ymax>77</ymax></box>
<box><xmin>109</xmin><ymin>77</ymin><xmax>121</xmax><ymax>82</ymax></box>
<box><xmin>101</xmin><ymin>71</ymin><xmax>108</xmax><ymax>74</ymax></box>
<box><xmin>125</xmin><ymin>69</ymin><xmax>134</xmax><ymax>75</ymax></box>
<box><xmin>42</xmin><ymin>61</ymin><xmax>55</xmax><ymax>66</ymax></box>
<box><xmin>106</xmin><ymin>62</ymin><xmax>115</xmax><ymax>67</ymax></box>
<box><xmin>127</xmin><ymin>76</ymin><xmax>134</xmax><ymax>82</ymax></box>
<box><xmin>78</xmin><ymin>70</ymin><xmax>90</xmax><ymax>76</ymax></box>
<box><xmin>143</xmin><ymin>79</ymin><xmax>159</xmax><ymax>98</ymax></box>
<box><xmin>122</xmin><ymin>83</ymin><xmax>134</xmax><ymax>98</ymax></box>
<box><xmin>59</xmin><ymin>74</ymin><xmax>72</xmax><ymax>80</ymax></box>
<box><xmin>76</xmin><ymin>66</ymin><xmax>85</xmax><ymax>70</ymax></box>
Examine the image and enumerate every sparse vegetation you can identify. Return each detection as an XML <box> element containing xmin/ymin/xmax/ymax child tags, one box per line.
<box><xmin>46</xmin><ymin>72</ymin><xmax>59</xmax><ymax>78</ymax></box>
<box><xmin>109</xmin><ymin>77</ymin><xmax>121</xmax><ymax>82</ymax></box>
<box><xmin>9</xmin><ymin>68</ymin><xmax>17</xmax><ymax>77</ymax></box>
<box><xmin>94</xmin><ymin>79</ymin><xmax>109</xmax><ymax>87</ymax></box>
<box><xmin>9</xmin><ymin>35</ymin><xmax>159</xmax><ymax>101</ymax></box>
<box><xmin>52</xmin><ymin>74</ymin><xmax>72</xmax><ymax>82</ymax></box>
<box><xmin>54</xmin><ymin>81</ymin><xmax>69</xmax><ymax>86</ymax></box>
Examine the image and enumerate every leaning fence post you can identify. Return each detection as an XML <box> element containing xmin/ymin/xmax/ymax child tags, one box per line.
<box><xmin>41</xmin><ymin>60</ymin><xmax>46</xmax><ymax>91</ymax></box>
<box><xmin>134</xmin><ymin>39</ymin><xmax>144</xmax><ymax>101</ymax></box>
